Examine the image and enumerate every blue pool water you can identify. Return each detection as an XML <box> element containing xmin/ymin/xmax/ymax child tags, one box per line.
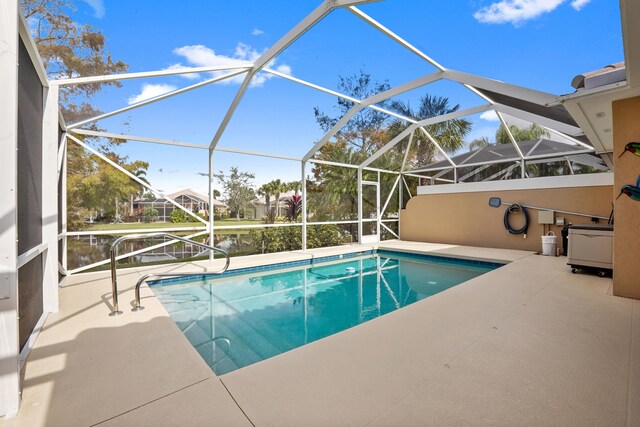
<box><xmin>150</xmin><ymin>250</ymin><xmax>500</xmax><ymax>375</ymax></box>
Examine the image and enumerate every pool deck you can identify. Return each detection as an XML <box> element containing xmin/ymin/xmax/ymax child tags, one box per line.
<box><xmin>2</xmin><ymin>241</ymin><xmax>639</xmax><ymax>426</ymax></box>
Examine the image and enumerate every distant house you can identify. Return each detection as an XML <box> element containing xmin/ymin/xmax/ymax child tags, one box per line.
<box><xmin>133</xmin><ymin>188</ymin><xmax>228</xmax><ymax>222</ymax></box>
<box><xmin>252</xmin><ymin>190</ymin><xmax>297</xmax><ymax>219</ymax></box>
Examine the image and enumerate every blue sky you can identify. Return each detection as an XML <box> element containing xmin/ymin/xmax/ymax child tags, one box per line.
<box><xmin>66</xmin><ymin>0</ymin><xmax>623</xmax><ymax>195</ymax></box>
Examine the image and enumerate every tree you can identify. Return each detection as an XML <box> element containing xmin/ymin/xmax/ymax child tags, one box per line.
<box><xmin>129</xmin><ymin>166</ymin><xmax>150</xmax><ymax>216</ymax></box>
<box><xmin>286</xmin><ymin>181</ymin><xmax>302</xmax><ymax>196</ymax></box>
<box><xmin>257</xmin><ymin>179</ymin><xmax>289</xmax><ymax>224</ymax></box>
<box><xmin>389</xmin><ymin>95</ymin><xmax>472</xmax><ymax>167</ymax></box>
<box><xmin>311</xmin><ymin>73</ymin><xmax>468</xmax><ymax>226</ymax></box>
<box><xmin>215</xmin><ymin>167</ymin><xmax>256</xmax><ymax>220</ymax></box>
<box><xmin>495</xmin><ymin>123</ymin><xmax>548</xmax><ymax>145</ymax></box>
<box><xmin>257</xmin><ymin>182</ymin><xmax>275</xmax><ymax>223</ymax></box>
<box><xmin>314</xmin><ymin>71</ymin><xmax>392</xmax><ymax>156</ymax></box>
<box><xmin>21</xmin><ymin>0</ymin><xmax>127</xmax><ymax>117</ymax></box>
<box><xmin>461</xmin><ymin>123</ymin><xmax>554</xmax><ymax>182</ymax></box>
<box><xmin>213</xmin><ymin>189</ymin><xmax>221</xmax><ymax>199</ymax></box>
<box><xmin>65</xmin><ymin>137</ymin><xmax>149</xmax><ymax>227</ymax></box>
<box><xmin>468</xmin><ymin>136</ymin><xmax>491</xmax><ymax>152</ymax></box>
<box><xmin>21</xmin><ymin>1</ymin><xmax>148</xmax><ymax>229</ymax></box>
<box><xmin>311</xmin><ymin>72</ymin><xmax>393</xmax><ymax>224</ymax></box>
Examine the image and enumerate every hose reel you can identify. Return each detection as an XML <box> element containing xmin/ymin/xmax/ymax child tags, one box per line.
<box><xmin>503</xmin><ymin>203</ymin><xmax>530</xmax><ymax>238</ymax></box>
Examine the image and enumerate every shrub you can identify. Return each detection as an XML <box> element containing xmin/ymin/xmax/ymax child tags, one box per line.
<box><xmin>249</xmin><ymin>223</ymin><xmax>346</xmax><ymax>254</ymax></box>
<box><xmin>250</xmin><ymin>226</ymin><xmax>302</xmax><ymax>253</ymax></box>
<box><xmin>307</xmin><ymin>224</ymin><xmax>346</xmax><ymax>249</ymax></box>
<box><xmin>170</xmin><ymin>209</ymin><xmax>187</xmax><ymax>223</ymax></box>
<box><xmin>143</xmin><ymin>207</ymin><xmax>159</xmax><ymax>223</ymax></box>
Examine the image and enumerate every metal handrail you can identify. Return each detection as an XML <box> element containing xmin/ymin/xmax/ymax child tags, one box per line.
<box><xmin>132</xmin><ymin>270</ymin><xmax>229</xmax><ymax>312</ymax></box>
<box><xmin>109</xmin><ymin>232</ymin><xmax>230</xmax><ymax>316</ymax></box>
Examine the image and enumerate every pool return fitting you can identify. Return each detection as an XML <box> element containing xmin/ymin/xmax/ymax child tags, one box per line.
<box><xmin>109</xmin><ymin>233</ymin><xmax>230</xmax><ymax>317</ymax></box>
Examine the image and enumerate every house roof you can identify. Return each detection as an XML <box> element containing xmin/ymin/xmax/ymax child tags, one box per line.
<box><xmin>168</xmin><ymin>188</ymin><xmax>227</xmax><ymax>208</ymax></box>
<box><xmin>136</xmin><ymin>188</ymin><xmax>227</xmax><ymax>208</ymax></box>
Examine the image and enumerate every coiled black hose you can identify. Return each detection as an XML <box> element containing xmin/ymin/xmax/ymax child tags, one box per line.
<box><xmin>503</xmin><ymin>203</ymin><xmax>529</xmax><ymax>236</ymax></box>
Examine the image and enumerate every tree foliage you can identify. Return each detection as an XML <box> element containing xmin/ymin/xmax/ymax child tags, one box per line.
<box><xmin>310</xmin><ymin>72</ymin><xmax>394</xmax><ymax>223</ymax></box>
<box><xmin>21</xmin><ymin>1</ymin><xmax>152</xmax><ymax>229</ymax></box>
<box><xmin>21</xmin><ymin>0</ymin><xmax>127</xmax><ymax>112</ymax></box>
<box><xmin>143</xmin><ymin>207</ymin><xmax>159</xmax><ymax>223</ymax></box>
<box><xmin>66</xmin><ymin>139</ymin><xmax>149</xmax><ymax>228</ymax></box>
<box><xmin>495</xmin><ymin>123</ymin><xmax>548</xmax><ymax>144</ymax></box>
<box><xmin>389</xmin><ymin>95</ymin><xmax>472</xmax><ymax>168</ymax></box>
<box><xmin>215</xmin><ymin>167</ymin><xmax>256</xmax><ymax>220</ymax></box>
<box><xmin>314</xmin><ymin>71</ymin><xmax>392</xmax><ymax>155</ymax></box>
<box><xmin>170</xmin><ymin>209</ymin><xmax>187</xmax><ymax>224</ymax></box>
<box><xmin>310</xmin><ymin>72</ymin><xmax>469</xmax><ymax>223</ymax></box>
<box><xmin>249</xmin><ymin>224</ymin><xmax>347</xmax><ymax>254</ymax></box>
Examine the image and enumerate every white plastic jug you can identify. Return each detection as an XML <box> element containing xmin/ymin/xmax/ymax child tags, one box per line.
<box><xmin>541</xmin><ymin>231</ymin><xmax>557</xmax><ymax>256</ymax></box>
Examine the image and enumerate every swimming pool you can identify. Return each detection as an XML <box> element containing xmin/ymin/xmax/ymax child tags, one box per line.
<box><xmin>150</xmin><ymin>250</ymin><xmax>502</xmax><ymax>375</ymax></box>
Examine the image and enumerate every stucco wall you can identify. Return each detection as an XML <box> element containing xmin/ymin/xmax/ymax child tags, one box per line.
<box><xmin>612</xmin><ymin>97</ymin><xmax>640</xmax><ymax>299</ymax></box>
<box><xmin>400</xmin><ymin>185</ymin><xmax>612</xmax><ymax>253</ymax></box>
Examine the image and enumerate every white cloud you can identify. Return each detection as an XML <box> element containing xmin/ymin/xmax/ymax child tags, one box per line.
<box><xmin>480</xmin><ymin>110</ymin><xmax>500</xmax><ymax>121</ymax></box>
<box><xmin>170</xmin><ymin>43</ymin><xmax>292</xmax><ymax>87</ymax></box>
<box><xmin>251</xmin><ymin>28</ymin><xmax>265</xmax><ymax>36</ymax></box>
<box><xmin>163</xmin><ymin>63</ymin><xmax>201</xmax><ymax>80</ymax></box>
<box><xmin>473</xmin><ymin>0</ymin><xmax>589</xmax><ymax>25</ymax></box>
<box><xmin>570</xmin><ymin>0</ymin><xmax>591</xmax><ymax>11</ymax></box>
<box><xmin>80</xmin><ymin>0</ymin><xmax>105</xmax><ymax>18</ymax></box>
<box><xmin>274</xmin><ymin>64</ymin><xmax>292</xmax><ymax>75</ymax></box>
<box><xmin>128</xmin><ymin>83</ymin><xmax>177</xmax><ymax>105</ymax></box>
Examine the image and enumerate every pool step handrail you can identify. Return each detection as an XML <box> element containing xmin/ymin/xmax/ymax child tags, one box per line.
<box><xmin>132</xmin><ymin>269</ymin><xmax>230</xmax><ymax>312</ymax></box>
<box><xmin>109</xmin><ymin>232</ymin><xmax>230</xmax><ymax>316</ymax></box>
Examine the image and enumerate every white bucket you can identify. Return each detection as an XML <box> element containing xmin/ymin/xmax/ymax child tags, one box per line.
<box><xmin>541</xmin><ymin>231</ymin><xmax>557</xmax><ymax>256</ymax></box>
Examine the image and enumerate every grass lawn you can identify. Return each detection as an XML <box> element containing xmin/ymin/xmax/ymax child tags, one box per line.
<box><xmin>85</xmin><ymin>218</ymin><xmax>263</xmax><ymax>231</ymax></box>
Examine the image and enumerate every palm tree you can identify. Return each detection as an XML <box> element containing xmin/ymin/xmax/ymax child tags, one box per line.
<box><xmin>128</xmin><ymin>166</ymin><xmax>150</xmax><ymax>217</ymax></box>
<box><xmin>390</xmin><ymin>95</ymin><xmax>472</xmax><ymax>168</ymax></box>
<box><xmin>257</xmin><ymin>183</ymin><xmax>273</xmax><ymax>211</ymax></box>
<box><xmin>270</xmin><ymin>179</ymin><xmax>285</xmax><ymax>210</ymax></box>
<box><xmin>257</xmin><ymin>179</ymin><xmax>289</xmax><ymax>223</ymax></box>
<box><xmin>495</xmin><ymin>123</ymin><xmax>548</xmax><ymax>145</ymax></box>
<box><xmin>468</xmin><ymin>136</ymin><xmax>491</xmax><ymax>152</ymax></box>
<box><xmin>286</xmin><ymin>180</ymin><xmax>302</xmax><ymax>196</ymax></box>
<box><xmin>309</xmin><ymin>148</ymin><xmax>360</xmax><ymax>221</ymax></box>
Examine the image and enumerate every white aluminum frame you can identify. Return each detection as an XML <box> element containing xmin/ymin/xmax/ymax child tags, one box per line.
<box><xmin>43</xmin><ymin>0</ymin><xmax>603</xmax><ymax>275</ymax></box>
<box><xmin>66</xmin><ymin>134</ymin><xmax>208</xmax><ymax>225</ymax></box>
<box><xmin>68</xmin><ymin>69</ymin><xmax>248</xmax><ymax>129</ymax></box>
<box><xmin>0</xmin><ymin>0</ymin><xmax>21</xmax><ymax>416</ymax></box>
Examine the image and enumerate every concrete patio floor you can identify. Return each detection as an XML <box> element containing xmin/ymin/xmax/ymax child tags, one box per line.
<box><xmin>1</xmin><ymin>241</ymin><xmax>638</xmax><ymax>426</ymax></box>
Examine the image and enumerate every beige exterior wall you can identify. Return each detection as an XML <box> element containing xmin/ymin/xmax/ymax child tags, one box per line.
<box><xmin>400</xmin><ymin>185</ymin><xmax>612</xmax><ymax>253</ymax></box>
<box><xmin>612</xmin><ymin>97</ymin><xmax>640</xmax><ymax>299</ymax></box>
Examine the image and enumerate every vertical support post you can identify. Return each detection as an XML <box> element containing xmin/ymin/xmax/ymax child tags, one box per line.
<box><xmin>453</xmin><ymin>167</ymin><xmax>458</xmax><ymax>183</ymax></box>
<box><xmin>357</xmin><ymin>258</ymin><xmax>363</xmax><ymax>322</ymax></box>
<box><xmin>376</xmin><ymin>171</ymin><xmax>381</xmax><ymax>239</ymax></box>
<box><xmin>209</xmin><ymin>285</ymin><xmax>216</xmax><ymax>363</ymax></box>
<box><xmin>521</xmin><ymin>159</ymin><xmax>526</xmax><ymax>178</ymax></box>
<box><xmin>301</xmin><ymin>161</ymin><xmax>307</xmax><ymax>251</ymax></box>
<box><xmin>42</xmin><ymin>85</ymin><xmax>59</xmax><ymax>313</ymax></box>
<box><xmin>0</xmin><ymin>0</ymin><xmax>21</xmax><ymax>416</ymax></box>
<box><xmin>357</xmin><ymin>168</ymin><xmax>363</xmax><ymax>244</ymax></box>
<box><xmin>208</xmin><ymin>149</ymin><xmax>215</xmax><ymax>261</ymax></box>
<box><xmin>303</xmin><ymin>268</ymin><xmax>308</xmax><ymax>343</ymax></box>
<box><xmin>61</xmin><ymin>137</ymin><xmax>68</xmax><ymax>272</ymax></box>
<box><xmin>398</xmin><ymin>172</ymin><xmax>403</xmax><ymax>237</ymax></box>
